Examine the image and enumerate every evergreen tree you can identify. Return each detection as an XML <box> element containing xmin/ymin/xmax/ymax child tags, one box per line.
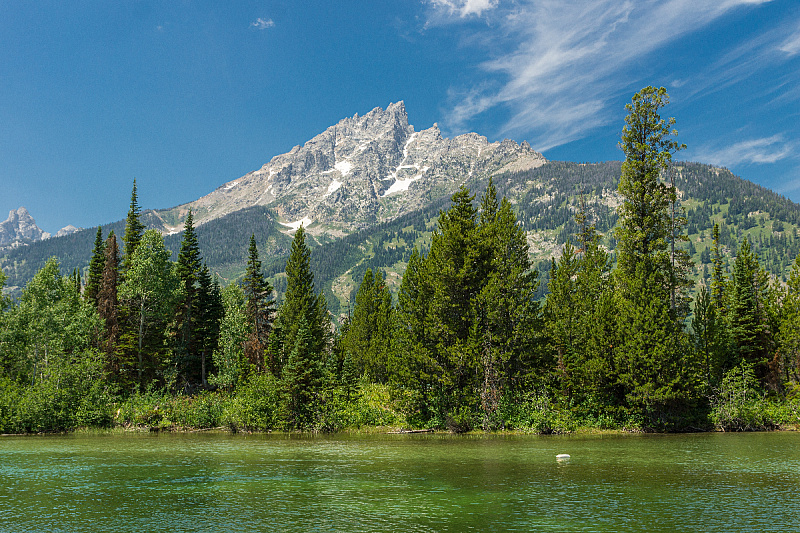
<box><xmin>242</xmin><ymin>234</ymin><xmax>276</xmax><ymax>373</ymax></box>
<box><xmin>613</xmin><ymin>86</ymin><xmax>697</xmax><ymax>426</ymax></box>
<box><xmin>390</xmin><ymin>246</ymin><xmax>434</xmax><ymax>423</ymax></box>
<box><xmin>195</xmin><ymin>265</ymin><xmax>223</xmax><ymax>387</ymax></box>
<box><xmin>691</xmin><ymin>285</ymin><xmax>725</xmax><ymax>388</ymax></box>
<box><xmin>728</xmin><ymin>238</ymin><xmax>773</xmax><ymax>383</ymax></box>
<box><xmin>545</xmin><ymin>242</ymin><xmax>579</xmax><ymax>396</ymax></box>
<box><xmin>98</xmin><ymin>233</ymin><xmax>124</xmax><ymax>383</ymax></box>
<box><xmin>616</xmin><ymin>86</ymin><xmax>687</xmax><ymax>302</ymax></box>
<box><xmin>473</xmin><ymin>194</ymin><xmax>541</xmax><ymax>428</ymax></box>
<box><xmin>84</xmin><ymin>226</ymin><xmax>106</xmax><ymax>307</ymax></box>
<box><xmin>119</xmin><ymin>230</ymin><xmax>182</xmax><ymax>389</ymax></box>
<box><xmin>778</xmin><ymin>253</ymin><xmax>800</xmax><ymax>383</ymax></box>
<box><xmin>122</xmin><ymin>179</ymin><xmax>145</xmax><ymax>273</ymax></box>
<box><xmin>175</xmin><ymin>211</ymin><xmax>203</xmax><ymax>388</ymax></box>
<box><xmin>272</xmin><ymin>226</ymin><xmax>329</xmax><ymax>373</ymax></box>
<box><xmin>282</xmin><ymin>317</ymin><xmax>323</xmax><ymax>429</ymax></box>
<box><xmin>341</xmin><ymin>268</ymin><xmax>393</xmax><ymax>383</ymax></box>
<box><xmin>711</xmin><ymin>223</ymin><xmax>727</xmax><ymax>312</ymax></box>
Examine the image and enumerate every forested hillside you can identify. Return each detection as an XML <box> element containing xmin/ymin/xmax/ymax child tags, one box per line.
<box><xmin>3</xmin><ymin>86</ymin><xmax>800</xmax><ymax>435</ymax></box>
<box><xmin>4</xmin><ymin>159</ymin><xmax>800</xmax><ymax>319</ymax></box>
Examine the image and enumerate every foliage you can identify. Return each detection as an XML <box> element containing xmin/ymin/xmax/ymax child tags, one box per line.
<box><xmin>0</xmin><ymin>350</ymin><xmax>115</xmax><ymax>433</ymax></box>
<box><xmin>711</xmin><ymin>363</ymin><xmax>777</xmax><ymax>431</ymax></box>
<box><xmin>118</xmin><ymin>230</ymin><xmax>183</xmax><ymax>389</ymax></box>
<box><xmin>223</xmin><ymin>373</ymin><xmax>282</xmax><ymax>431</ymax></box>
<box><xmin>210</xmin><ymin>284</ymin><xmax>251</xmax><ymax>391</ymax></box>
<box><xmin>122</xmin><ymin>179</ymin><xmax>145</xmax><ymax>273</ymax></box>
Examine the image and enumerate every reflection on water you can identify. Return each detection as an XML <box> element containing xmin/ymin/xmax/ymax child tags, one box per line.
<box><xmin>1</xmin><ymin>432</ymin><xmax>798</xmax><ymax>532</ymax></box>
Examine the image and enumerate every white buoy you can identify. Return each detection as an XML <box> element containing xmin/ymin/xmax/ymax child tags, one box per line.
<box><xmin>556</xmin><ymin>454</ymin><xmax>570</xmax><ymax>460</ymax></box>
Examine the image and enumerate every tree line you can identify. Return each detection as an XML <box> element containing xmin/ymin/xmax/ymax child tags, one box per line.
<box><xmin>1</xmin><ymin>87</ymin><xmax>799</xmax><ymax>433</ymax></box>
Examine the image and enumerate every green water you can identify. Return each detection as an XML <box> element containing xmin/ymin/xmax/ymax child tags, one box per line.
<box><xmin>1</xmin><ymin>432</ymin><xmax>798</xmax><ymax>532</ymax></box>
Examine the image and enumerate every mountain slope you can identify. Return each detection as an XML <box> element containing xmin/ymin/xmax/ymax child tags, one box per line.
<box><xmin>154</xmin><ymin>101</ymin><xmax>546</xmax><ymax>238</ymax></box>
<box><xmin>3</xmin><ymin>104</ymin><xmax>800</xmax><ymax>310</ymax></box>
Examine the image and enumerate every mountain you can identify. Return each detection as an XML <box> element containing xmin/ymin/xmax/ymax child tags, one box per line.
<box><xmin>0</xmin><ymin>207</ymin><xmax>50</xmax><ymax>249</ymax></box>
<box><xmin>3</xmin><ymin>103</ymin><xmax>800</xmax><ymax>313</ymax></box>
<box><xmin>153</xmin><ymin>101</ymin><xmax>546</xmax><ymax>239</ymax></box>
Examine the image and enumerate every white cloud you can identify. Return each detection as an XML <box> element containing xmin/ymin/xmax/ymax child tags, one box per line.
<box><xmin>428</xmin><ymin>0</ymin><xmax>498</xmax><ymax>18</ymax></box>
<box><xmin>694</xmin><ymin>135</ymin><xmax>796</xmax><ymax>167</ymax></box>
<box><xmin>779</xmin><ymin>29</ymin><xmax>800</xmax><ymax>56</ymax></box>
<box><xmin>250</xmin><ymin>18</ymin><xmax>275</xmax><ymax>30</ymax></box>
<box><xmin>430</xmin><ymin>0</ymin><xmax>779</xmax><ymax>150</ymax></box>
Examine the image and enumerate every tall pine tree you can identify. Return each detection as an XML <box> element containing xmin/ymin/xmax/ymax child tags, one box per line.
<box><xmin>175</xmin><ymin>211</ymin><xmax>203</xmax><ymax>388</ymax></box>
<box><xmin>84</xmin><ymin>226</ymin><xmax>106</xmax><ymax>307</ymax></box>
<box><xmin>242</xmin><ymin>234</ymin><xmax>276</xmax><ymax>373</ymax></box>
<box><xmin>122</xmin><ymin>179</ymin><xmax>145</xmax><ymax>273</ymax></box>
<box><xmin>613</xmin><ymin>86</ymin><xmax>697</xmax><ymax>427</ymax></box>
<box><xmin>272</xmin><ymin>226</ymin><xmax>329</xmax><ymax>377</ymax></box>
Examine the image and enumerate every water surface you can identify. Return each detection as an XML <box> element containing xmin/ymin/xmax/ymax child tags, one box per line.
<box><xmin>1</xmin><ymin>431</ymin><xmax>798</xmax><ymax>532</ymax></box>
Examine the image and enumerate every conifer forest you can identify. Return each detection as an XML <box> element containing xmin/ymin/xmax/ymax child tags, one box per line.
<box><xmin>2</xmin><ymin>87</ymin><xmax>800</xmax><ymax>434</ymax></box>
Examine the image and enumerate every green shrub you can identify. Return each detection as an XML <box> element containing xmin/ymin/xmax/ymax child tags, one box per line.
<box><xmin>13</xmin><ymin>350</ymin><xmax>114</xmax><ymax>433</ymax></box>
<box><xmin>501</xmin><ymin>391</ymin><xmax>578</xmax><ymax>434</ymax></box>
<box><xmin>711</xmin><ymin>363</ymin><xmax>777</xmax><ymax>431</ymax></box>
<box><xmin>115</xmin><ymin>387</ymin><xmax>172</xmax><ymax>428</ymax></box>
<box><xmin>223</xmin><ymin>373</ymin><xmax>282</xmax><ymax>431</ymax></box>
<box><xmin>167</xmin><ymin>392</ymin><xmax>227</xmax><ymax>429</ymax></box>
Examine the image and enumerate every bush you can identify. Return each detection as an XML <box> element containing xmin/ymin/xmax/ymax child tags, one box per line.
<box><xmin>168</xmin><ymin>392</ymin><xmax>227</xmax><ymax>429</ymax></box>
<box><xmin>711</xmin><ymin>363</ymin><xmax>778</xmax><ymax>431</ymax></box>
<box><xmin>223</xmin><ymin>373</ymin><xmax>282</xmax><ymax>431</ymax></box>
<box><xmin>501</xmin><ymin>391</ymin><xmax>578</xmax><ymax>434</ymax></box>
<box><xmin>115</xmin><ymin>387</ymin><xmax>172</xmax><ymax>428</ymax></box>
<box><xmin>319</xmin><ymin>383</ymin><xmax>405</xmax><ymax>431</ymax></box>
<box><xmin>11</xmin><ymin>350</ymin><xmax>115</xmax><ymax>433</ymax></box>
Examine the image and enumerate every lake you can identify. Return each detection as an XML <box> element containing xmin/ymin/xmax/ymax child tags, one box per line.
<box><xmin>1</xmin><ymin>431</ymin><xmax>798</xmax><ymax>532</ymax></box>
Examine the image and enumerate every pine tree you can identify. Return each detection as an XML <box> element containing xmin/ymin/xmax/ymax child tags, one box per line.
<box><xmin>342</xmin><ymin>268</ymin><xmax>393</xmax><ymax>382</ymax></box>
<box><xmin>175</xmin><ymin>210</ymin><xmax>203</xmax><ymax>387</ymax></box>
<box><xmin>242</xmin><ymin>234</ymin><xmax>276</xmax><ymax>373</ymax></box>
<box><xmin>692</xmin><ymin>285</ymin><xmax>725</xmax><ymax>388</ymax></box>
<box><xmin>122</xmin><ymin>179</ymin><xmax>145</xmax><ymax>273</ymax></box>
<box><xmin>273</xmin><ymin>225</ymin><xmax>329</xmax><ymax>371</ymax></box>
<box><xmin>616</xmin><ymin>86</ymin><xmax>686</xmax><ymax>302</ymax></box>
<box><xmin>613</xmin><ymin>86</ymin><xmax>697</xmax><ymax>426</ymax></box>
<box><xmin>195</xmin><ymin>265</ymin><xmax>223</xmax><ymax>387</ymax></box>
<box><xmin>711</xmin><ymin>223</ymin><xmax>727</xmax><ymax>312</ymax></box>
<box><xmin>84</xmin><ymin>226</ymin><xmax>106</xmax><ymax>307</ymax></box>
<box><xmin>282</xmin><ymin>317</ymin><xmax>323</xmax><ymax>429</ymax></box>
<box><xmin>728</xmin><ymin>238</ymin><xmax>773</xmax><ymax>382</ymax></box>
<box><xmin>473</xmin><ymin>193</ymin><xmax>540</xmax><ymax>428</ymax></box>
<box><xmin>98</xmin><ymin>232</ymin><xmax>123</xmax><ymax>383</ymax></box>
<box><xmin>390</xmin><ymin>246</ymin><xmax>434</xmax><ymax>423</ymax></box>
<box><xmin>778</xmin><ymin>253</ymin><xmax>800</xmax><ymax>383</ymax></box>
<box><xmin>545</xmin><ymin>241</ymin><xmax>579</xmax><ymax>396</ymax></box>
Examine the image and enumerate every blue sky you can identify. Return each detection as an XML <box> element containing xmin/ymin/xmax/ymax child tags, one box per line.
<box><xmin>2</xmin><ymin>1</ymin><xmax>799</xmax><ymax>233</ymax></box>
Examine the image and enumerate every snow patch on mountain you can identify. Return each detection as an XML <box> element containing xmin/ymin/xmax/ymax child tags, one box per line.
<box><xmin>334</xmin><ymin>161</ymin><xmax>353</xmax><ymax>176</ymax></box>
<box><xmin>280</xmin><ymin>217</ymin><xmax>313</xmax><ymax>232</ymax></box>
<box><xmin>382</xmin><ymin>166</ymin><xmax>429</xmax><ymax>197</ymax></box>
<box><xmin>325</xmin><ymin>179</ymin><xmax>343</xmax><ymax>197</ymax></box>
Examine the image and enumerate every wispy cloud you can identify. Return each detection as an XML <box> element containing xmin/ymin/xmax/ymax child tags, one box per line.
<box><xmin>428</xmin><ymin>0</ymin><xmax>498</xmax><ymax>20</ymax></box>
<box><xmin>779</xmin><ymin>26</ymin><xmax>800</xmax><ymax>55</ymax></box>
<box><xmin>250</xmin><ymin>18</ymin><xmax>275</xmax><ymax>30</ymax></box>
<box><xmin>694</xmin><ymin>135</ymin><xmax>796</xmax><ymax>167</ymax></box>
<box><xmin>426</xmin><ymin>0</ymin><xmax>778</xmax><ymax>150</ymax></box>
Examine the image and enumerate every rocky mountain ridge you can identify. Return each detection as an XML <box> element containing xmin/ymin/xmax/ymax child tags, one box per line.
<box><xmin>156</xmin><ymin>101</ymin><xmax>546</xmax><ymax>238</ymax></box>
<box><xmin>0</xmin><ymin>207</ymin><xmax>82</xmax><ymax>252</ymax></box>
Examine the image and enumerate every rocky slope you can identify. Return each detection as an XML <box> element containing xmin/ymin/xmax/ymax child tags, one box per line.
<box><xmin>0</xmin><ymin>207</ymin><xmax>50</xmax><ymax>249</ymax></box>
<box><xmin>0</xmin><ymin>207</ymin><xmax>83</xmax><ymax>252</ymax></box>
<box><xmin>156</xmin><ymin>101</ymin><xmax>546</xmax><ymax>238</ymax></box>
